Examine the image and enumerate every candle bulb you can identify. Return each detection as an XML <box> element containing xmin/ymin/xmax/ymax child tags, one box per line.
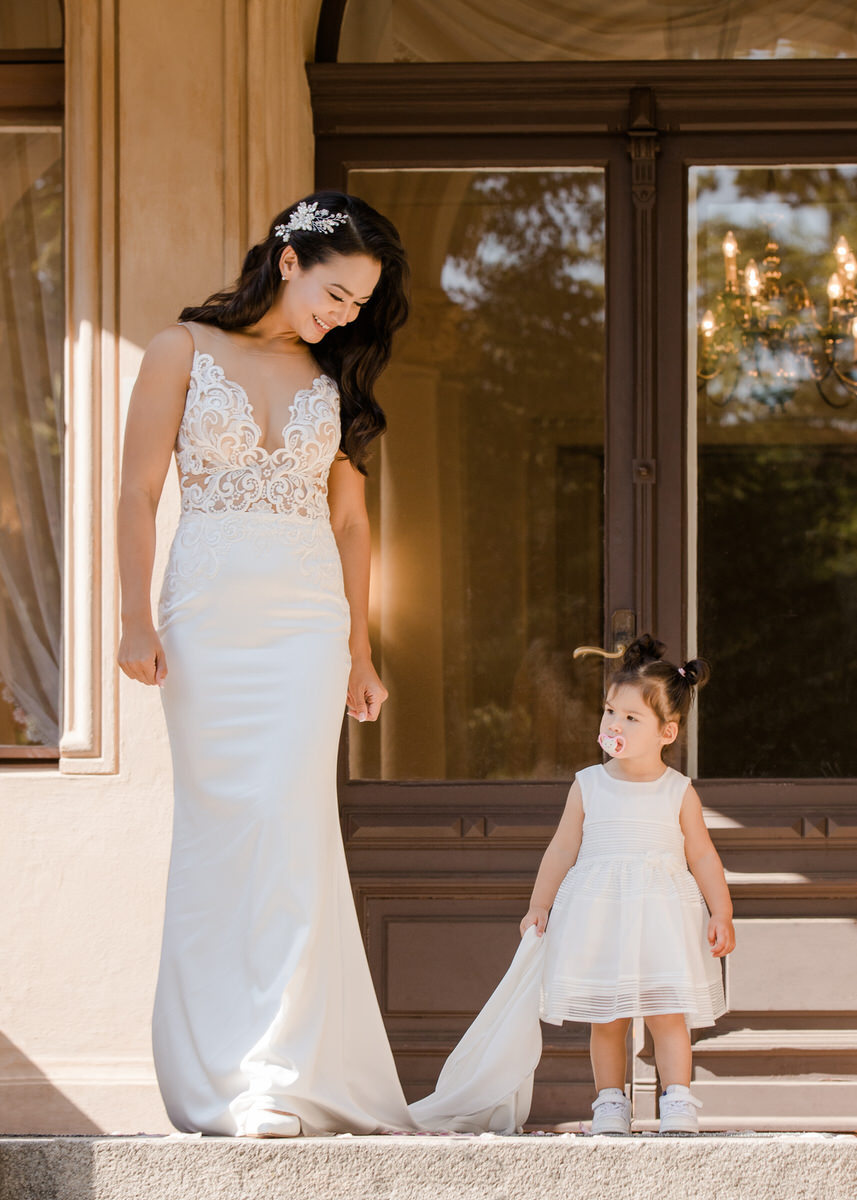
<box><xmin>722</xmin><ymin>230</ymin><xmax>738</xmax><ymax>289</ymax></box>
<box><xmin>701</xmin><ymin>310</ymin><xmax>716</xmax><ymax>339</ymax></box>
<box><xmin>828</xmin><ymin>271</ymin><xmax>843</xmax><ymax>324</ymax></box>
<box><xmin>745</xmin><ymin>258</ymin><xmax>761</xmax><ymax>298</ymax></box>
<box><xmin>835</xmin><ymin>235</ymin><xmax>851</xmax><ymax>264</ymax></box>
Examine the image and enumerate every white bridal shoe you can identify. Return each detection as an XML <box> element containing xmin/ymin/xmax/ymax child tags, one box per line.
<box><xmin>242</xmin><ymin>1109</ymin><xmax>302</xmax><ymax>1138</ymax></box>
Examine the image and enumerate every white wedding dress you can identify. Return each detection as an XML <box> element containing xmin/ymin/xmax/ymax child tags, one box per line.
<box><xmin>153</xmin><ymin>332</ymin><xmax>415</xmax><ymax>1136</ymax></box>
<box><xmin>152</xmin><ymin>327</ymin><xmax>544</xmax><ymax>1138</ymax></box>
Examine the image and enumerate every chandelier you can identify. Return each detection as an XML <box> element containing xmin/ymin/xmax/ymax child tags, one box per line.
<box><xmin>697</xmin><ymin>232</ymin><xmax>857</xmax><ymax>409</ymax></box>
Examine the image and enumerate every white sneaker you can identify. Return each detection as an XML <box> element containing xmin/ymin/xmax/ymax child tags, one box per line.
<box><xmin>591</xmin><ymin>1088</ymin><xmax>631</xmax><ymax>1135</ymax></box>
<box><xmin>658</xmin><ymin>1085</ymin><xmax>702</xmax><ymax>1134</ymax></box>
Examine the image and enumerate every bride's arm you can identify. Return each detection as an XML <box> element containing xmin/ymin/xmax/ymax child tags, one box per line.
<box><xmin>328</xmin><ymin>455</ymin><xmax>388</xmax><ymax>722</ymax></box>
<box><xmin>117</xmin><ymin>326</ymin><xmax>192</xmax><ymax>686</ymax></box>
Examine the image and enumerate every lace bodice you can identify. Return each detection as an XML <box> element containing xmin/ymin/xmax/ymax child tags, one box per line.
<box><xmin>175</xmin><ymin>351</ymin><xmax>341</xmax><ymax>519</ymax></box>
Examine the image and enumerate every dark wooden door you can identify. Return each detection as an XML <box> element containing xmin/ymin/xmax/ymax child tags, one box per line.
<box><xmin>313</xmin><ymin>65</ymin><xmax>857</xmax><ymax>1129</ymax></box>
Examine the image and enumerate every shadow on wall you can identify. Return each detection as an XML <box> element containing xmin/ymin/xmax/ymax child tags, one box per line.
<box><xmin>0</xmin><ymin>1033</ymin><xmax>102</xmax><ymax>1134</ymax></box>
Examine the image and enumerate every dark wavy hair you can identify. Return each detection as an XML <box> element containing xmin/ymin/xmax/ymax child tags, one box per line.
<box><xmin>178</xmin><ymin>191</ymin><xmax>409</xmax><ymax>473</ymax></box>
<box><xmin>608</xmin><ymin>634</ymin><xmax>711</xmax><ymax>726</ymax></box>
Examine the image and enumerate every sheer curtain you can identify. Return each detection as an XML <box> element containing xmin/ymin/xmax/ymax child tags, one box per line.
<box><xmin>340</xmin><ymin>0</ymin><xmax>857</xmax><ymax>61</ymax></box>
<box><xmin>0</xmin><ymin>129</ymin><xmax>63</xmax><ymax>749</ymax></box>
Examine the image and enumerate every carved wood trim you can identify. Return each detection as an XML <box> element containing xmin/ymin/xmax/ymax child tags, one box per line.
<box><xmin>308</xmin><ymin>61</ymin><xmax>857</xmax><ymax>137</ymax></box>
<box><xmin>342</xmin><ymin>793</ymin><xmax>857</xmax><ymax>845</ymax></box>
<box><xmin>628</xmin><ymin>87</ymin><xmax>659</xmax><ymax>634</ymax></box>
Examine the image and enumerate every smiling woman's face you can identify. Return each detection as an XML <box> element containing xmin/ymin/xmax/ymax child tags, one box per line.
<box><xmin>278</xmin><ymin>249</ymin><xmax>381</xmax><ymax>343</ymax></box>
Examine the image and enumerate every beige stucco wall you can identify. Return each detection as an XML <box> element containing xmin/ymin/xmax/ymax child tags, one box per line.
<box><xmin>0</xmin><ymin>0</ymin><xmax>320</xmax><ymax>1134</ymax></box>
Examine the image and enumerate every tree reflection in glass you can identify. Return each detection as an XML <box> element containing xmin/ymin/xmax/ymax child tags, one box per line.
<box><xmin>349</xmin><ymin>169</ymin><xmax>605</xmax><ymax>780</ymax></box>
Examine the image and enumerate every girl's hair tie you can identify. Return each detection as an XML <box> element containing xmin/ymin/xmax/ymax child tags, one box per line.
<box><xmin>677</xmin><ymin>667</ymin><xmax>687</xmax><ymax>678</ymax></box>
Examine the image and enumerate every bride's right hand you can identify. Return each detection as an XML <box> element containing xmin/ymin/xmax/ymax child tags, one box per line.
<box><xmin>118</xmin><ymin>620</ymin><xmax>168</xmax><ymax>686</ymax></box>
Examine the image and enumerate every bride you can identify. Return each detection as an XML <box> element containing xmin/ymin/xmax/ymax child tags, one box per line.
<box><xmin>117</xmin><ymin>193</ymin><xmax>414</xmax><ymax>1137</ymax></box>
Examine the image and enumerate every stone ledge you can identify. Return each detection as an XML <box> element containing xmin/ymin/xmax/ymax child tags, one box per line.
<box><xmin>2</xmin><ymin>1134</ymin><xmax>857</xmax><ymax>1200</ymax></box>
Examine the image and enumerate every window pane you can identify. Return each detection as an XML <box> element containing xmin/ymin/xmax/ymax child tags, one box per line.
<box><xmin>348</xmin><ymin>169</ymin><xmax>605</xmax><ymax>780</ymax></box>
<box><xmin>691</xmin><ymin>165</ymin><xmax>857</xmax><ymax>778</ymax></box>
<box><xmin>340</xmin><ymin>0</ymin><xmax>857</xmax><ymax>62</ymax></box>
<box><xmin>0</xmin><ymin>126</ymin><xmax>63</xmax><ymax>752</ymax></box>
<box><xmin>0</xmin><ymin>0</ymin><xmax>63</xmax><ymax>50</ymax></box>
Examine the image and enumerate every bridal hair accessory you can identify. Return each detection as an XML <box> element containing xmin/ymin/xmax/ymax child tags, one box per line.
<box><xmin>275</xmin><ymin>202</ymin><xmax>348</xmax><ymax>244</ymax></box>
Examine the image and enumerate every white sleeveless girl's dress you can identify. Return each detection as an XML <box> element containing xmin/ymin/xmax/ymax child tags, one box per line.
<box><xmin>412</xmin><ymin>763</ymin><xmax>727</xmax><ymax>1133</ymax></box>
<box><xmin>541</xmin><ymin>763</ymin><xmax>725</xmax><ymax>1028</ymax></box>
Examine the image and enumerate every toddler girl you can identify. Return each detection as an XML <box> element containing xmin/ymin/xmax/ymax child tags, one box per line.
<box><xmin>521</xmin><ymin>634</ymin><xmax>735</xmax><ymax>1134</ymax></box>
<box><xmin>411</xmin><ymin>634</ymin><xmax>735</xmax><ymax>1136</ymax></box>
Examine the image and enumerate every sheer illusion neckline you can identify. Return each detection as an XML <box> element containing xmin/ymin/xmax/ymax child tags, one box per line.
<box><xmin>191</xmin><ymin>349</ymin><xmax>335</xmax><ymax>458</ymax></box>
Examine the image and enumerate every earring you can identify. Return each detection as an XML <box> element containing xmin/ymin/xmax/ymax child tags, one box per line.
<box><xmin>281</xmin><ymin>273</ymin><xmax>287</xmax><ymax>281</ymax></box>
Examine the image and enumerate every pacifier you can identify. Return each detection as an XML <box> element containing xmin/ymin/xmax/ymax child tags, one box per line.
<box><xmin>598</xmin><ymin>731</ymin><xmax>625</xmax><ymax>757</ymax></box>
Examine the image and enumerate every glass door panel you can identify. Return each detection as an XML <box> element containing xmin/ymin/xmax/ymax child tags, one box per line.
<box><xmin>348</xmin><ymin>168</ymin><xmax>606</xmax><ymax>781</ymax></box>
<box><xmin>689</xmin><ymin>164</ymin><xmax>857</xmax><ymax>778</ymax></box>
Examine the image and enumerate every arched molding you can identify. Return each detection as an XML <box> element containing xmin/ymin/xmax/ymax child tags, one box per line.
<box><xmin>314</xmin><ymin>0</ymin><xmax>346</xmax><ymax>62</ymax></box>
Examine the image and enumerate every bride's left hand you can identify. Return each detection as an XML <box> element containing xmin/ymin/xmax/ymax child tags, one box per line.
<box><xmin>347</xmin><ymin>658</ymin><xmax>389</xmax><ymax>722</ymax></box>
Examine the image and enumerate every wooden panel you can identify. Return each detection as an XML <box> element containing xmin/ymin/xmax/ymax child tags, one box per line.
<box><xmin>727</xmin><ymin>920</ymin><xmax>857</xmax><ymax>1012</ymax></box>
<box><xmin>385</xmin><ymin>918</ymin><xmax>523</xmax><ymax>1015</ymax></box>
<box><xmin>350</xmin><ymin>878</ymin><xmax>594</xmax><ymax>1121</ymax></box>
<box><xmin>0</xmin><ymin>62</ymin><xmax>62</xmax><ymax>111</ymax></box>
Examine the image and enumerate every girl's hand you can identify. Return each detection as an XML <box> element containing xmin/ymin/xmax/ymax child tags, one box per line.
<box><xmin>708</xmin><ymin>913</ymin><xmax>736</xmax><ymax>958</ymax></box>
<box><xmin>118</xmin><ymin>620</ymin><xmax>168</xmax><ymax>687</ymax></box>
<box><xmin>520</xmin><ymin>906</ymin><xmax>550</xmax><ymax>938</ymax></box>
<box><xmin>347</xmin><ymin>657</ymin><xmax>388</xmax><ymax>722</ymax></box>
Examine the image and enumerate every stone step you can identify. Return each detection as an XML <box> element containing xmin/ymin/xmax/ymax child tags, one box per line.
<box><xmin>2</xmin><ymin>1134</ymin><xmax>856</xmax><ymax>1200</ymax></box>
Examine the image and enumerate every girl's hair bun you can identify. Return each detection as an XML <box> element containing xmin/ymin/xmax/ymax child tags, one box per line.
<box><xmin>610</xmin><ymin>633</ymin><xmax>710</xmax><ymax>728</ymax></box>
<box><xmin>679</xmin><ymin>658</ymin><xmax>711</xmax><ymax>688</ymax></box>
<box><xmin>622</xmin><ymin>634</ymin><xmax>666</xmax><ymax>670</ymax></box>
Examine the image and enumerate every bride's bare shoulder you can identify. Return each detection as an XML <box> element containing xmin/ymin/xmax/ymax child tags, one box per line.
<box><xmin>127</xmin><ymin>326</ymin><xmax>196</xmax><ymax>415</ymax></box>
<box><xmin>134</xmin><ymin>324</ymin><xmax>197</xmax><ymax>390</ymax></box>
<box><xmin>145</xmin><ymin>322</ymin><xmax>196</xmax><ymax>360</ymax></box>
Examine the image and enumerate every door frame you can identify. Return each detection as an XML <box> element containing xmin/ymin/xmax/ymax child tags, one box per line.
<box><xmin>311</xmin><ymin>61</ymin><xmax>857</xmax><ymax>1125</ymax></box>
<box><xmin>327</xmin><ymin>134</ymin><xmax>635</xmax><ymax>803</ymax></box>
